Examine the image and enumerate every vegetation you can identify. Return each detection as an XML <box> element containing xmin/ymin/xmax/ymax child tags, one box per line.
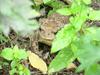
<box><xmin>49</xmin><ymin>0</ymin><xmax>100</xmax><ymax>75</ymax></box>
<box><xmin>0</xmin><ymin>45</ymin><xmax>29</xmax><ymax>75</ymax></box>
<box><xmin>0</xmin><ymin>0</ymin><xmax>100</xmax><ymax>75</ymax></box>
<box><xmin>0</xmin><ymin>0</ymin><xmax>39</xmax><ymax>37</ymax></box>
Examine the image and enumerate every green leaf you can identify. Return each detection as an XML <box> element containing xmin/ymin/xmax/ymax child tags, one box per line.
<box><xmin>82</xmin><ymin>0</ymin><xmax>92</xmax><ymax>4</ymax></box>
<box><xmin>19</xmin><ymin>71</ymin><xmax>24</xmax><ymax>75</ymax></box>
<box><xmin>15</xmin><ymin>49</ymin><xmax>28</xmax><ymax>60</ymax></box>
<box><xmin>23</xmin><ymin>67</ymin><xmax>30</xmax><ymax>75</ymax></box>
<box><xmin>70</xmin><ymin>15</ymin><xmax>86</xmax><ymax>31</ymax></box>
<box><xmin>88</xmin><ymin>10</ymin><xmax>100</xmax><ymax>20</ymax></box>
<box><xmin>51</xmin><ymin>25</ymin><xmax>76</xmax><ymax>53</ymax></box>
<box><xmin>0</xmin><ymin>0</ymin><xmax>13</xmax><ymax>16</ymax></box>
<box><xmin>0</xmin><ymin>0</ymin><xmax>40</xmax><ymax>37</ymax></box>
<box><xmin>16</xmin><ymin>19</ymin><xmax>39</xmax><ymax>37</ymax></box>
<box><xmin>1</xmin><ymin>48</ymin><xmax>13</xmax><ymax>60</ymax></box>
<box><xmin>10</xmin><ymin>68</ymin><xmax>17</xmax><ymax>75</ymax></box>
<box><xmin>11</xmin><ymin>60</ymin><xmax>19</xmax><ymax>68</ymax></box>
<box><xmin>13</xmin><ymin>45</ymin><xmax>28</xmax><ymax>60</ymax></box>
<box><xmin>46</xmin><ymin>0</ymin><xmax>66</xmax><ymax>9</ymax></box>
<box><xmin>18</xmin><ymin>64</ymin><xmax>30</xmax><ymax>75</ymax></box>
<box><xmin>43</xmin><ymin>0</ymin><xmax>51</xmax><ymax>4</ymax></box>
<box><xmin>85</xmin><ymin>27</ymin><xmax>100</xmax><ymax>41</ymax></box>
<box><xmin>56</xmin><ymin>8</ymin><xmax>71</xmax><ymax>16</ymax></box>
<box><xmin>85</xmin><ymin>64</ymin><xmax>100</xmax><ymax>75</ymax></box>
<box><xmin>49</xmin><ymin>47</ymin><xmax>74</xmax><ymax>73</ymax></box>
<box><xmin>70</xmin><ymin>1</ymin><xmax>82</xmax><ymax>14</ymax></box>
<box><xmin>75</xmin><ymin>28</ymin><xmax>100</xmax><ymax>72</ymax></box>
<box><xmin>71</xmin><ymin>7</ymin><xmax>88</xmax><ymax>30</ymax></box>
<box><xmin>18</xmin><ymin>64</ymin><xmax>24</xmax><ymax>71</ymax></box>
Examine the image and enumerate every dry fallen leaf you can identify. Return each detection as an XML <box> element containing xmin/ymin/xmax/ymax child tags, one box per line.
<box><xmin>27</xmin><ymin>51</ymin><xmax>47</xmax><ymax>74</ymax></box>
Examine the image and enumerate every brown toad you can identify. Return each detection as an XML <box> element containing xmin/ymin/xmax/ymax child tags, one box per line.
<box><xmin>39</xmin><ymin>13</ymin><xmax>69</xmax><ymax>45</ymax></box>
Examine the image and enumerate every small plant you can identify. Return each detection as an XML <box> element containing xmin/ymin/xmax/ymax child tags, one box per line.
<box><xmin>33</xmin><ymin>0</ymin><xmax>67</xmax><ymax>16</ymax></box>
<box><xmin>0</xmin><ymin>0</ymin><xmax>40</xmax><ymax>37</ymax></box>
<box><xmin>0</xmin><ymin>45</ymin><xmax>30</xmax><ymax>75</ymax></box>
<box><xmin>49</xmin><ymin>0</ymin><xmax>100</xmax><ymax>75</ymax></box>
<box><xmin>44</xmin><ymin>0</ymin><xmax>67</xmax><ymax>15</ymax></box>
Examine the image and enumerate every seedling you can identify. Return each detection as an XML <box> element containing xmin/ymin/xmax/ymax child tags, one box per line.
<box><xmin>0</xmin><ymin>0</ymin><xmax>39</xmax><ymax>37</ymax></box>
<box><xmin>0</xmin><ymin>45</ymin><xmax>30</xmax><ymax>75</ymax></box>
<box><xmin>49</xmin><ymin>0</ymin><xmax>100</xmax><ymax>75</ymax></box>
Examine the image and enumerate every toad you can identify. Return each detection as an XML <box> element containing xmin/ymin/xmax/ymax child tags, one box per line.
<box><xmin>39</xmin><ymin>13</ymin><xmax>69</xmax><ymax>45</ymax></box>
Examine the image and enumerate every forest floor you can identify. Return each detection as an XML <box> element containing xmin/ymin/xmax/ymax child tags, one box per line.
<box><xmin>0</xmin><ymin>0</ymin><xmax>100</xmax><ymax>75</ymax></box>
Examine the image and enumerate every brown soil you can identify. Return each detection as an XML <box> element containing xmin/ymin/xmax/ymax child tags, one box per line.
<box><xmin>0</xmin><ymin>0</ymin><xmax>100</xmax><ymax>75</ymax></box>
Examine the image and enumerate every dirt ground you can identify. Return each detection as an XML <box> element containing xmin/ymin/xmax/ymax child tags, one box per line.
<box><xmin>0</xmin><ymin>0</ymin><xmax>100</xmax><ymax>75</ymax></box>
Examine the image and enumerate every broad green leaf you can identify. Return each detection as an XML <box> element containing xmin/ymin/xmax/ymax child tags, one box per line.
<box><xmin>1</xmin><ymin>48</ymin><xmax>13</xmax><ymax>60</ymax></box>
<box><xmin>23</xmin><ymin>67</ymin><xmax>30</xmax><ymax>75</ymax></box>
<box><xmin>10</xmin><ymin>68</ymin><xmax>17</xmax><ymax>75</ymax></box>
<box><xmin>18</xmin><ymin>64</ymin><xmax>24</xmax><ymax>71</ymax></box>
<box><xmin>85</xmin><ymin>27</ymin><xmax>100</xmax><ymax>41</ymax></box>
<box><xmin>13</xmin><ymin>45</ymin><xmax>28</xmax><ymax>59</ymax></box>
<box><xmin>82</xmin><ymin>0</ymin><xmax>91</xmax><ymax>4</ymax></box>
<box><xmin>12</xmin><ymin>0</ymin><xmax>34</xmax><ymax>19</ymax></box>
<box><xmin>14</xmin><ymin>49</ymin><xmax>28</xmax><ymax>60</ymax></box>
<box><xmin>0</xmin><ymin>0</ymin><xmax>13</xmax><ymax>16</ymax></box>
<box><xmin>14</xmin><ymin>50</ymin><xmax>27</xmax><ymax>60</ymax></box>
<box><xmin>74</xmin><ymin>0</ymin><xmax>81</xmax><ymax>4</ymax></box>
<box><xmin>10</xmin><ymin>17</ymin><xmax>39</xmax><ymax>37</ymax></box>
<box><xmin>70</xmin><ymin>5</ymin><xmax>88</xmax><ymax>31</ymax></box>
<box><xmin>0</xmin><ymin>0</ymin><xmax>40</xmax><ymax>37</ymax></box>
<box><xmin>48</xmin><ymin>10</ymin><xmax>56</xmax><ymax>16</ymax></box>
<box><xmin>43</xmin><ymin>0</ymin><xmax>51</xmax><ymax>4</ymax></box>
<box><xmin>11</xmin><ymin>61</ymin><xmax>30</xmax><ymax>75</ymax></box>
<box><xmin>13</xmin><ymin>1</ymin><xmax>40</xmax><ymax>19</ymax></box>
<box><xmin>70</xmin><ymin>1</ymin><xmax>82</xmax><ymax>14</ymax></box>
<box><xmin>51</xmin><ymin>25</ymin><xmax>76</xmax><ymax>53</ymax></box>
<box><xmin>70</xmin><ymin>15</ymin><xmax>86</xmax><ymax>31</ymax></box>
<box><xmin>46</xmin><ymin>0</ymin><xmax>66</xmax><ymax>9</ymax></box>
<box><xmin>88</xmin><ymin>10</ymin><xmax>100</xmax><ymax>20</ymax></box>
<box><xmin>71</xmin><ymin>40</ymin><xmax>79</xmax><ymax>54</ymax></box>
<box><xmin>32</xmin><ymin>10</ymin><xmax>41</xmax><ymax>17</ymax></box>
<box><xmin>56</xmin><ymin>8</ymin><xmax>71</xmax><ymax>16</ymax></box>
<box><xmin>75</xmin><ymin>28</ymin><xmax>100</xmax><ymax>72</ymax></box>
<box><xmin>85</xmin><ymin>64</ymin><xmax>100</xmax><ymax>75</ymax></box>
<box><xmin>49</xmin><ymin>47</ymin><xmax>74</xmax><ymax>73</ymax></box>
<box><xmin>11</xmin><ymin>60</ymin><xmax>19</xmax><ymax>68</ymax></box>
<box><xmin>19</xmin><ymin>71</ymin><xmax>24</xmax><ymax>75</ymax></box>
<box><xmin>1</xmin><ymin>14</ymin><xmax>39</xmax><ymax>36</ymax></box>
